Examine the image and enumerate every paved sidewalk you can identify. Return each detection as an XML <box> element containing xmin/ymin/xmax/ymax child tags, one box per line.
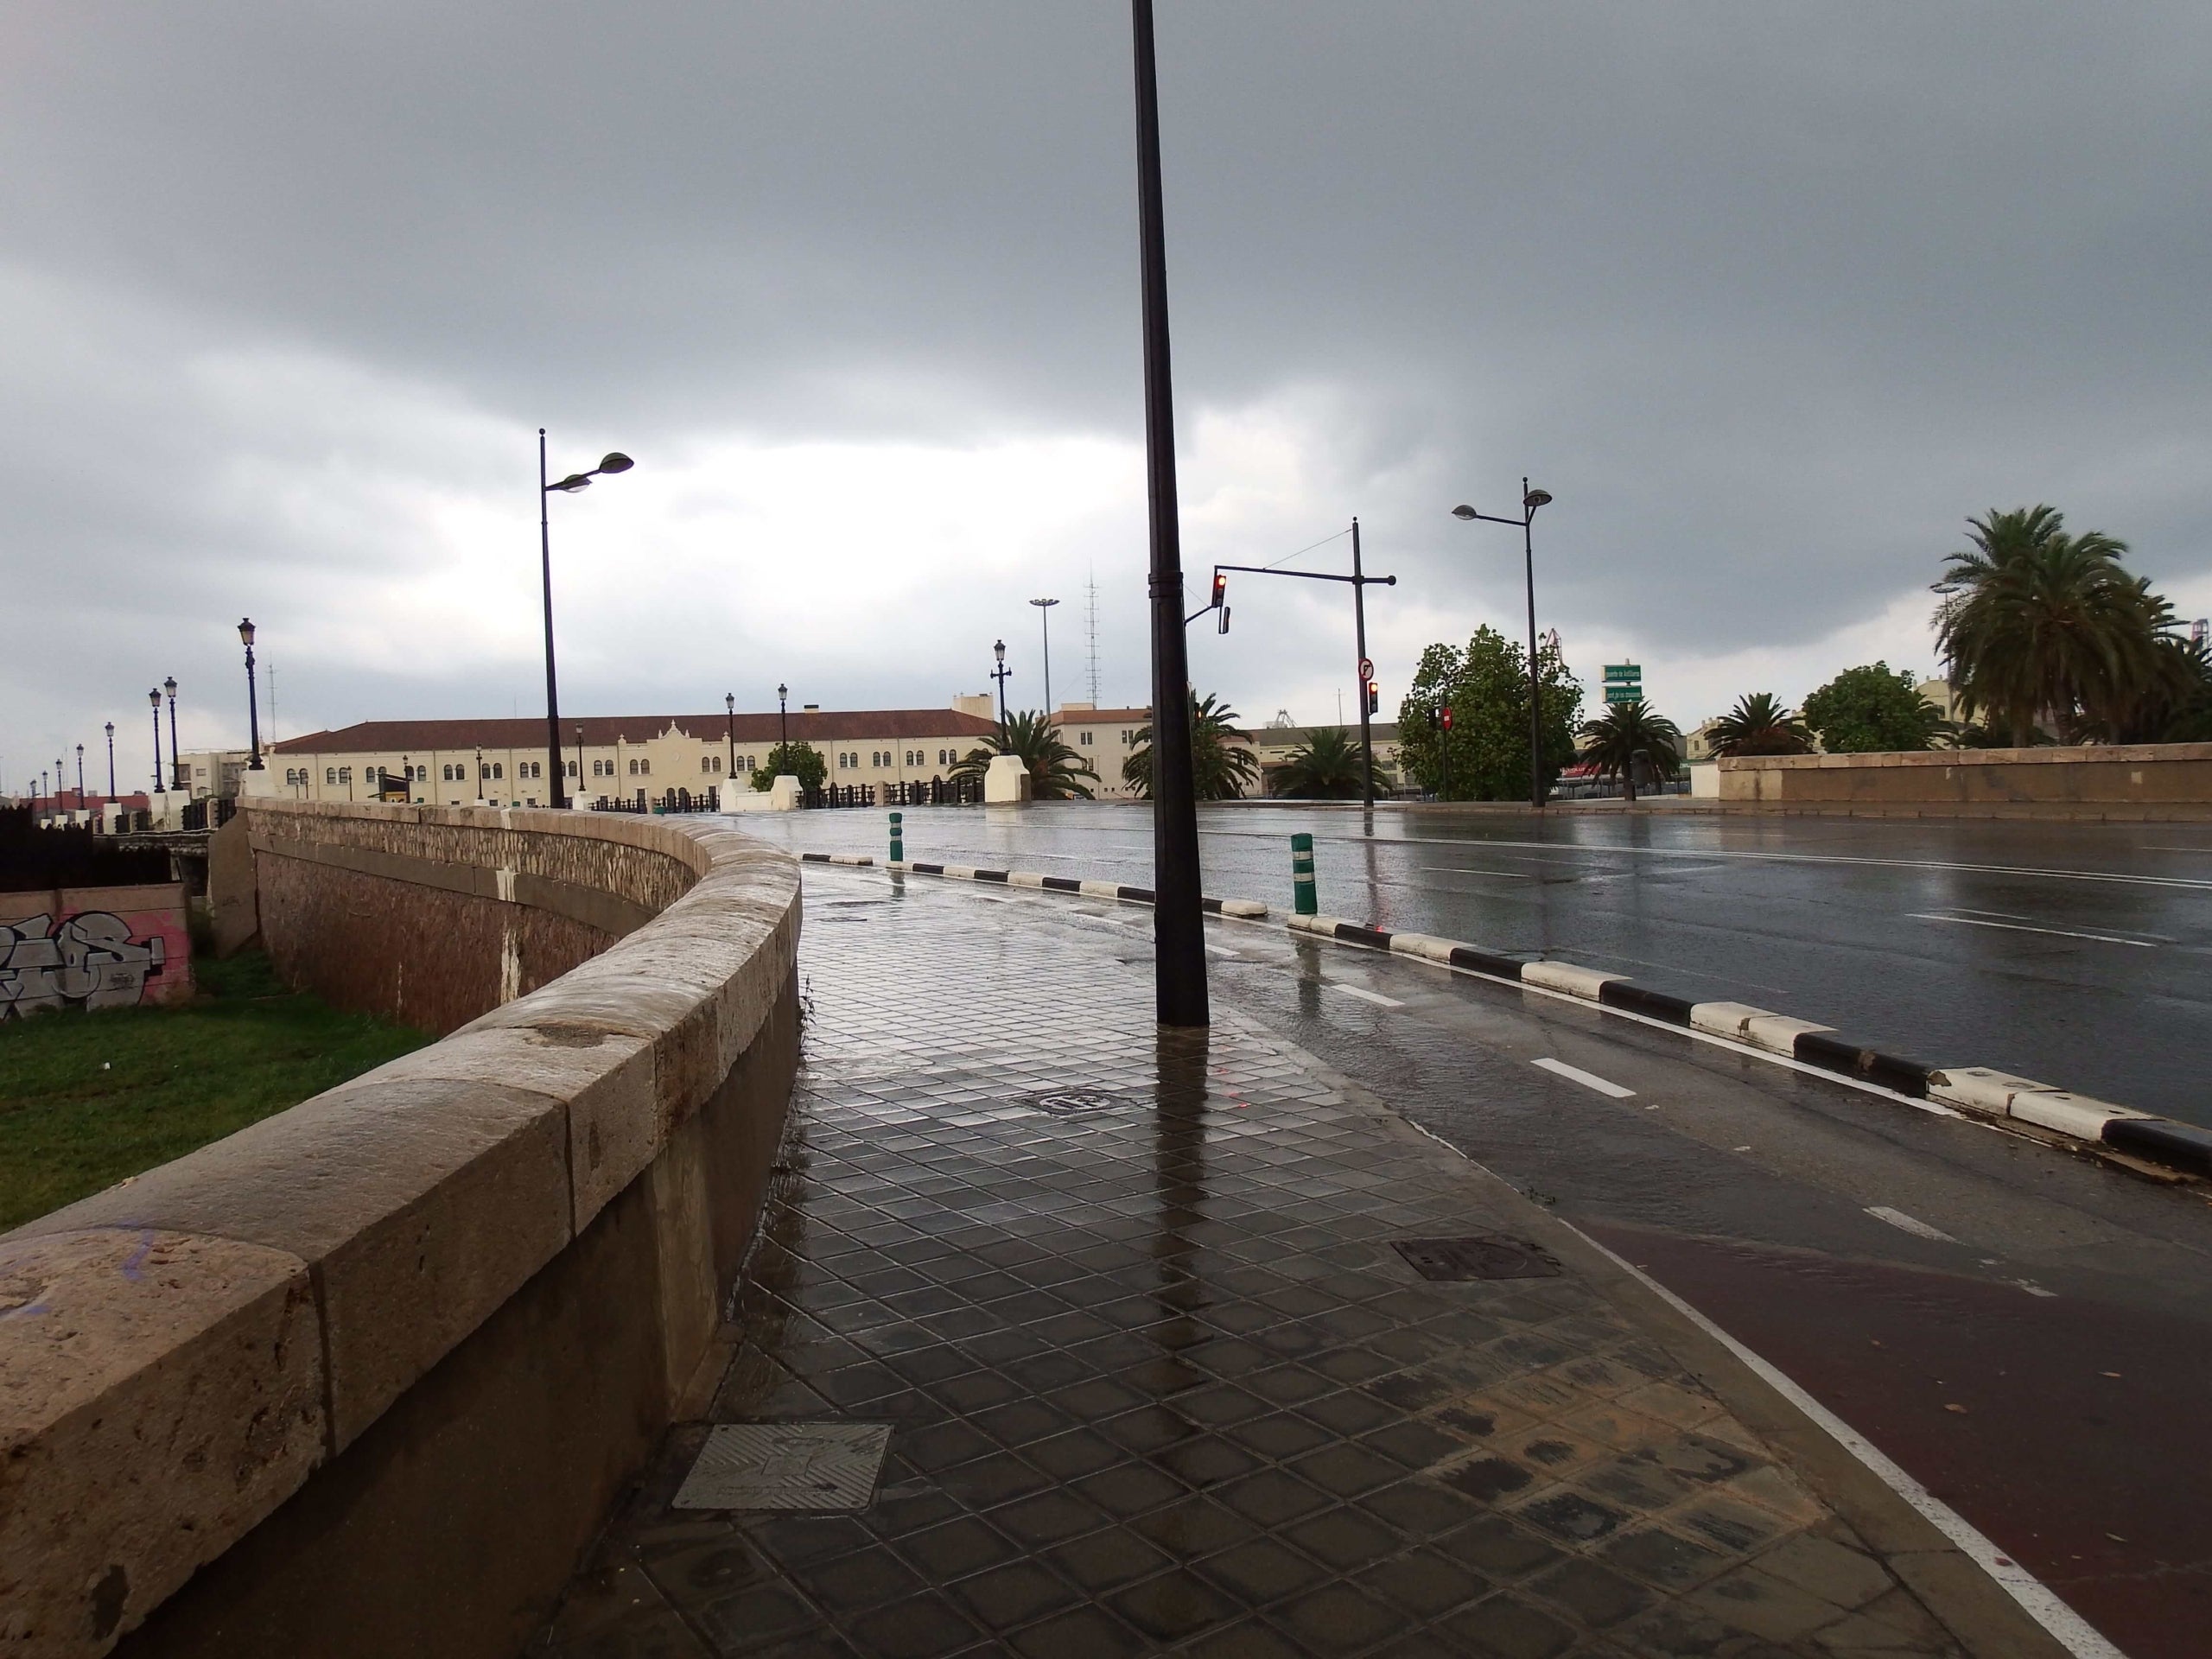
<box><xmin>539</xmin><ymin>871</ymin><xmax>1990</xmax><ymax>1658</ymax></box>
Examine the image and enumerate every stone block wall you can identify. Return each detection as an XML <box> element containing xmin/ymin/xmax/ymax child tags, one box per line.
<box><xmin>0</xmin><ymin>801</ymin><xmax>801</xmax><ymax>1659</ymax></box>
<box><xmin>1715</xmin><ymin>741</ymin><xmax>2212</xmax><ymax>817</ymax></box>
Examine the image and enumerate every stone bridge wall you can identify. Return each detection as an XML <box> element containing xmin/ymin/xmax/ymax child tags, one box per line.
<box><xmin>1716</xmin><ymin>741</ymin><xmax>2212</xmax><ymax>817</ymax></box>
<box><xmin>1</xmin><ymin>800</ymin><xmax>802</xmax><ymax>1659</ymax></box>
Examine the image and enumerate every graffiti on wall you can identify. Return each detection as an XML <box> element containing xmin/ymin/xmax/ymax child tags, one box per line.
<box><xmin>0</xmin><ymin>912</ymin><xmax>169</xmax><ymax>1016</ymax></box>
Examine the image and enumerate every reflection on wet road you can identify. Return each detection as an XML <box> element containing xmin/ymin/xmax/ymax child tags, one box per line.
<box><xmin>738</xmin><ymin>804</ymin><xmax>2212</xmax><ymax>1123</ymax></box>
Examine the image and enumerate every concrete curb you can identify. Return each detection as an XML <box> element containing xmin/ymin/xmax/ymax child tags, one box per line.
<box><xmin>1283</xmin><ymin>911</ymin><xmax>2209</xmax><ymax>1183</ymax></box>
<box><xmin>802</xmin><ymin>851</ymin><xmax>2209</xmax><ymax>1184</ymax></box>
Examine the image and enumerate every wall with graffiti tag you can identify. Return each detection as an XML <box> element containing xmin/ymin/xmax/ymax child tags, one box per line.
<box><xmin>0</xmin><ymin>881</ymin><xmax>193</xmax><ymax>1015</ymax></box>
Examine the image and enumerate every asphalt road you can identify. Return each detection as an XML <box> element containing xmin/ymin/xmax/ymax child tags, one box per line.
<box><xmin>801</xmin><ymin>861</ymin><xmax>2212</xmax><ymax>1658</ymax></box>
<box><xmin>734</xmin><ymin>802</ymin><xmax>2212</xmax><ymax>1127</ymax></box>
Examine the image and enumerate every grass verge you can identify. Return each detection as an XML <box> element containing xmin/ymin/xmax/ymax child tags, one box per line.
<box><xmin>0</xmin><ymin>950</ymin><xmax>429</xmax><ymax>1231</ymax></box>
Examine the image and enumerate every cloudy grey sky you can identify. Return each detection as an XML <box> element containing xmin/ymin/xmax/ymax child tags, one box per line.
<box><xmin>7</xmin><ymin>2</ymin><xmax>2210</xmax><ymax>790</ymax></box>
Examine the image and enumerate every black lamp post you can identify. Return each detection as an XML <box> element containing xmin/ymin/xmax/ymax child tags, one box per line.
<box><xmin>575</xmin><ymin>725</ymin><xmax>586</xmax><ymax>802</ymax></box>
<box><xmin>1128</xmin><ymin>0</ymin><xmax>1206</xmax><ymax>1027</ymax></box>
<box><xmin>1451</xmin><ymin>482</ymin><xmax>1554</xmax><ymax>809</ymax></box>
<box><xmin>777</xmin><ymin>683</ymin><xmax>789</xmax><ymax>758</ymax></box>
<box><xmin>725</xmin><ymin>692</ymin><xmax>737</xmax><ymax>784</ymax></box>
<box><xmin>105</xmin><ymin>722</ymin><xmax>116</xmax><ymax>799</ymax></box>
<box><xmin>149</xmin><ymin>688</ymin><xmax>164</xmax><ymax>791</ymax></box>
<box><xmin>475</xmin><ymin>747</ymin><xmax>484</xmax><ymax>805</ymax></box>
<box><xmin>238</xmin><ymin>619</ymin><xmax>264</xmax><ymax>771</ymax></box>
<box><xmin>74</xmin><ymin>745</ymin><xmax>84</xmax><ymax>810</ymax></box>
<box><xmin>991</xmin><ymin>639</ymin><xmax>1012</xmax><ymax>736</ymax></box>
<box><xmin>538</xmin><ymin>431</ymin><xmax>634</xmax><ymax>810</ymax></box>
<box><xmin>164</xmin><ymin>677</ymin><xmax>181</xmax><ymax>791</ymax></box>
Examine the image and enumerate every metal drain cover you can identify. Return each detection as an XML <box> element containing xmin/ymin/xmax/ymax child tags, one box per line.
<box><xmin>672</xmin><ymin>1423</ymin><xmax>891</xmax><ymax>1510</ymax></box>
<box><xmin>1027</xmin><ymin>1090</ymin><xmax>1129</xmax><ymax>1117</ymax></box>
<box><xmin>1391</xmin><ymin>1236</ymin><xmax>1561</xmax><ymax>1281</ymax></box>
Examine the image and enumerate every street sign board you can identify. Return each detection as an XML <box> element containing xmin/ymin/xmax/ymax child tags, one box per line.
<box><xmin>1358</xmin><ymin>658</ymin><xmax>1374</xmax><ymax>683</ymax></box>
<box><xmin>1602</xmin><ymin>662</ymin><xmax>1643</xmax><ymax>706</ymax></box>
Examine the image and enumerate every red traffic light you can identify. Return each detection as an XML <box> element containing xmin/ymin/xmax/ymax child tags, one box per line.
<box><xmin>1441</xmin><ymin>707</ymin><xmax>1453</xmax><ymax>731</ymax></box>
<box><xmin>1211</xmin><ymin>573</ymin><xmax>1228</xmax><ymax>611</ymax></box>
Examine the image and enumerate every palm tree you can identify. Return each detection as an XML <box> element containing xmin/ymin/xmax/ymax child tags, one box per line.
<box><xmin>1933</xmin><ymin>505</ymin><xmax>2166</xmax><ymax>744</ymax></box>
<box><xmin>947</xmin><ymin>710</ymin><xmax>1099</xmax><ymax>799</ymax></box>
<box><xmin>1705</xmin><ymin>692</ymin><xmax>1812</xmax><ymax>757</ymax></box>
<box><xmin>1122</xmin><ymin>691</ymin><xmax>1261</xmax><ymax>800</ymax></box>
<box><xmin>1575</xmin><ymin>699</ymin><xmax>1683</xmax><ymax>803</ymax></box>
<box><xmin>1272</xmin><ymin>727</ymin><xmax>1365</xmax><ymax>798</ymax></box>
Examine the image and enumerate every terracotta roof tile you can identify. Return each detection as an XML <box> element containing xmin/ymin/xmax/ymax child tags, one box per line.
<box><xmin>273</xmin><ymin>709</ymin><xmax>1001</xmax><ymax>754</ymax></box>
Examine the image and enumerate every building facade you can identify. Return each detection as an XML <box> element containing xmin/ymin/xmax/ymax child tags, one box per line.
<box><xmin>270</xmin><ymin>705</ymin><xmax>1002</xmax><ymax>809</ymax></box>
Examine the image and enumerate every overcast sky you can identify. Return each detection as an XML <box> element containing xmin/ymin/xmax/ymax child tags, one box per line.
<box><xmin>7</xmin><ymin>2</ymin><xmax>2211</xmax><ymax>791</ymax></box>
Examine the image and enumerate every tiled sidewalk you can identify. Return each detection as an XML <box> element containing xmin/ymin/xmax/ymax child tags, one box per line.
<box><xmin>540</xmin><ymin>873</ymin><xmax>1970</xmax><ymax>1658</ymax></box>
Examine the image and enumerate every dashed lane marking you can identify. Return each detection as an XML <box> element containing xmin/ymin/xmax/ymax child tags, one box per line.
<box><xmin>1908</xmin><ymin>913</ymin><xmax>2158</xmax><ymax>948</ymax></box>
<box><xmin>1332</xmin><ymin>982</ymin><xmax>1404</xmax><ymax>1008</ymax></box>
<box><xmin>1531</xmin><ymin>1057</ymin><xmax>1637</xmax><ymax>1099</ymax></box>
<box><xmin>1865</xmin><ymin>1205</ymin><xmax>1956</xmax><ymax>1243</ymax></box>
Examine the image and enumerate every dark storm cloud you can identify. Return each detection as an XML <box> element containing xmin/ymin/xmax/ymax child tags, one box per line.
<box><xmin>4</xmin><ymin>2</ymin><xmax>2210</xmax><ymax>770</ymax></box>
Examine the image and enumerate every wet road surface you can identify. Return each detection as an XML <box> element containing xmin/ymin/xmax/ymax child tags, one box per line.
<box><xmin>734</xmin><ymin>803</ymin><xmax>2212</xmax><ymax>1126</ymax></box>
<box><xmin>797</xmin><ymin>862</ymin><xmax>2212</xmax><ymax>1658</ymax></box>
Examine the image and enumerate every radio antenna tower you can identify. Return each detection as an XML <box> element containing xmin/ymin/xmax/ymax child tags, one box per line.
<box><xmin>1085</xmin><ymin>570</ymin><xmax>1102</xmax><ymax>704</ymax></box>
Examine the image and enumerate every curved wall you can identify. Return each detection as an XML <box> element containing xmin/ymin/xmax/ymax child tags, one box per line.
<box><xmin>1</xmin><ymin>801</ymin><xmax>802</xmax><ymax>1659</ymax></box>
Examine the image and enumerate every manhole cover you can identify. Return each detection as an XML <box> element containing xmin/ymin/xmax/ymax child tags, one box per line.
<box><xmin>1391</xmin><ymin>1236</ymin><xmax>1561</xmax><ymax>1281</ymax></box>
<box><xmin>672</xmin><ymin>1422</ymin><xmax>891</xmax><ymax>1510</ymax></box>
<box><xmin>1027</xmin><ymin>1090</ymin><xmax>1130</xmax><ymax>1117</ymax></box>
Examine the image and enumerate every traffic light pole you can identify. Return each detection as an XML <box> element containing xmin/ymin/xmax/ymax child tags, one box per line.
<box><xmin>1207</xmin><ymin>522</ymin><xmax>1396</xmax><ymax>810</ymax></box>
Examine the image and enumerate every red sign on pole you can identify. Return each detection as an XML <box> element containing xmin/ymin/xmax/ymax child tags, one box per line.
<box><xmin>1358</xmin><ymin>658</ymin><xmax>1374</xmax><ymax>683</ymax></box>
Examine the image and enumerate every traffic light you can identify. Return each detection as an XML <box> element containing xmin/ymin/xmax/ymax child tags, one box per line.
<box><xmin>1366</xmin><ymin>680</ymin><xmax>1380</xmax><ymax>716</ymax></box>
<box><xmin>1440</xmin><ymin>706</ymin><xmax>1453</xmax><ymax>733</ymax></box>
<box><xmin>1217</xmin><ymin>604</ymin><xmax>1231</xmax><ymax>635</ymax></box>
<box><xmin>1426</xmin><ymin>707</ymin><xmax>1440</xmax><ymax>732</ymax></box>
<box><xmin>1211</xmin><ymin>570</ymin><xmax>1227</xmax><ymax>609</ymax></box>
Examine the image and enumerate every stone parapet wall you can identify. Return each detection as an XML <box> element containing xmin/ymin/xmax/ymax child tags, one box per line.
<box><xmin>1</xmin><ymin>801</ymin><xmax>801</xmax><ymax>1659</ymax></box>
<box><xmin>1717</xmin><ymin>741</ymin><xmax>2212</xmax><ymax>810</ymax></box>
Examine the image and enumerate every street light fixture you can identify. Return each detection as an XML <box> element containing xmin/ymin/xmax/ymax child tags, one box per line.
<box><xmin>74</xmin><ymin>745</ymin><xmax>84</xmax><ymax>810</ymax></box>
<box><xmin>1030</xmin><ymin>598</ymin><xmax>1060</xmax><ymax>720</ymax></box>
<box><xmin>991</xmin><ymin>639</ymin><xmax>1012</xmax><ymax>736</ymax></box>
<box><xmin>164</xmin><ymin>677</ymin><xmax>181</xmax><ymax>791</ymax></box>
<box><xmin>237</xmin><ymin>619</ymin><xmax>264</xmax><ymax>771</ymax></box>
<box><xmin>1450</xmin><ymin>481</ymin><xmax>1554</xmax><ymax>809</ymax></box>
<box><xmin>149</xmin><ymin>688</ymin><xmax>164</xmax><ymax>792</ymax></box>
<box><xmin>725</xmin><ymin>692</ymin><xmax>737</xmax><ymax>787</ymax></box>
<box><xmin>777</xmin><ymin>683</ymin><xmax>789</xmax><ymax>758</ymax></box>
<box><xmin>105</xmin><ymin>722</ymin><xmax>116</xmax><ymax>800</ymax></box>
<box><xmin>538</xmin><ymin>432</ymin><xmax>635</xmax><ymax>810</ymax></box>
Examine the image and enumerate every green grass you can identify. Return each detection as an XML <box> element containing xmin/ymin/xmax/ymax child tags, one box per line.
<box><xmin>0</xmin><ymin>950</ymin><xmax>430</xmax><ymax>1231</ymax></box>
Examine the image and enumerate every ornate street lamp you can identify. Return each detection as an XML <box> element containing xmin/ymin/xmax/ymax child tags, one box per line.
<box><xmin>725</xmin><ymin>692</ymin><xmax>737</xmax><ymax>784</ymax></box>
<box><xmin>164</xmin><ymin>677</ymin><xmax>181</xmax><ymax>791</ymax></box>
<box><xmin>149</xmin><ymin>688</ymin><xmax>164</xmax><ymax>791</ymax></box>
<box><xmin>537</xmin><ymin>432</ymin><xmax>634</xmax><ymax>810</ymax></box>
<box><xmin>238</xmin><ymin>619</ymin><xmax>264</xmax><ymax>771</ymax></box>
<box><xmin>105</xmin><ymin>722</ymin><xmax>116</xmax><ymax>799</ymax></box>
<box><xmin>777</xmin><ymin>683</ymin><xmax>789</xmax><ymax>756</ymax></box>
<box><xmin>991</xmin><ymin>639</ymin><xmax>1012</xmax><ymax>736</ymax></box>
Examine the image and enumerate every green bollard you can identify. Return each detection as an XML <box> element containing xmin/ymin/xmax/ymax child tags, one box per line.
<box><xmin>1291</xmin><ymin>832</ymin><xmax>1318</xmax><ymax>916</ymax></box>
<box><xmin>889</xmin><ymin>810</ymin><xmax>903</xmax><ymax>863</ymax></box>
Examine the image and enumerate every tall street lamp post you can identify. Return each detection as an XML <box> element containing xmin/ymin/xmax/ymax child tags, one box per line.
<box><xmin>1451</xmin><ymin>483</ymin><xmax>1554</xmax><ymax>809</ymax></box>
<box><xmin>991</xmin><ymin>639</ymin><xmax>1012</xmax><ymax>736</ymax></box>
<box><xmin>1128</xmin><ymin>0</ymin><xmax>1205</xmax><ymax>1027</ymax></box>
<box><xmin>1030</xmin><ymin>598</ymin><xmax>1059</xmax><ymax>720</ymax></box>
<box><xmin>164</xmin><ymin>677</ymin><xmax>181</xmax><ymax>791</ymax></box>
<box><xmin>75</xmin><ymin>746</ymin><xmax>84</xmax><ymax>809</ymax></box>
<box><xmin>777</xmin><ymin>683</ymin><xmax>789</xmax><ymax>757</ymax></box>
<box><xmin>149</xmin><ymin>689</ymin><xmax>163</xmax><ymax>792</ymax></box>
<box><xmin>237</xmin><ymin>619</ymin><xmax>265</xmax><ymax>772</ymax></box>
<box><xmin>538</xmin><ymin>431</ymin><xmax>634</xmax><ymax>809</ymax></box>
<box><xmin>105</xmin><ymin>723</ymin><xmax>116</xmax><ymax>799</ymax></box>
<box><xmin>725</xmin><ymin>693</ymin><xmax>737</xmax><ymax>785</ymax></box>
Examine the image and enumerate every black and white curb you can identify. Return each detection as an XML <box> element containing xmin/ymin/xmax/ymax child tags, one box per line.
<box><xmin>797</xmin><ymin>852</ymin><xmax>1271</xmax><ymax>919</ymax></box>
<box><xmin>795</xmin><ymin>851</ymin><xmax>2209</xmax><ymax>1182</ymax></box>
<box><xmin>1287</xmin><ymin>912</ymin><xmax>2212</xmax><ymax>1182</ymax></box>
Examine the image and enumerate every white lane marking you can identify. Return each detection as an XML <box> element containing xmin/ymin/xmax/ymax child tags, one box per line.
<box><xmin>1866</xmin><ymin>1205</ymin><xmax>1956</xmax><ymax>1243</ymax></box>
<box><xmin>1908</xmin><ymin>913</ymin><xmax>2158</xmax><ymax>948</ymax></box>
<box><xmin>1214</xmin><ymin>828</ymin><xmax>2212</xmax><ymax>892</ymax></box>
<box><xmin>1564</xmin><ymin>1229</ymin><xmax>2123</xmax><ymax>1659</ymax></box>
<box><xmin>1332</xmin><ymin>982</ymin><xmax>1404</xmax><ymax>1008</ymax></box>
<box><xmin>1205</xmin><ymin>944</ymin><xmax>1239</xmax><ymax>958</ymax></box>
<box><xmin>1417</xmin><ymin>864</ymin><xmax>1535</xmax><ymax>880</ymax></box>
<box><xmin>1531</xmin><ymin>1057</ymin><xmax>1637</xmax><ymax>1099</ymax></box>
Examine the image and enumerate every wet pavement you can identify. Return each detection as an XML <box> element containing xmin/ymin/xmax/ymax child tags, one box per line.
<box><xmin>727</xmin><ymin>803</ymin><xmax>2212</xmax><ymax>1125</ymax></box>
<box><xmin>537</xmin><ymin>869</ymin><xmax>2024</xmax><ymax>1659</ymax></box>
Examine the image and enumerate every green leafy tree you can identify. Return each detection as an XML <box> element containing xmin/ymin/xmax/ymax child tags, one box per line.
<box><xmin>1575</xmin><ymin>699</ymin><xmax>1683</xmax><ymax>802</ymax></box>
<box><xmin>752</xmin><ymin>741</ymin><xmax>826</xmax><ymax>791</ymax></box>
<box><xmin>1933</xmin><ymin>505</ymin><xmax>2169</xmax><ymax>744</ymax></box>
<box><xmin>1271</xmin><ymin>727</ymin><xmax>1365</xmax><ymax>798</ymax></box>
<box><xmin>1395</xmin><ymin>627</ymin><xmax>1580</xmax><ymax>800</ymax></box>
<box><xmin>1706</xmin><ymin>692</ymin><xmax>1812</xmax><ymax>757</ymax></box>
<box><xmin>947</xmin><ymin>710</ymin><xmax>1100</xmax><ymax>799</ymax></box>
<box><xmin>1800</xmin><ymin>664</ymin><xmax>1946</xmax><ymax>753</ymax></box>
<box><xmin>1123</xmin><ymin>692</ymin><xmax>1261</xmax><ymax>800</ymax></box>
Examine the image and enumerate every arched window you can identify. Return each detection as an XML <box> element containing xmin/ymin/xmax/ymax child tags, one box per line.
<box><xmin>493</xmin><ymin>763</ymin><xmax>504</xmax><ymax>779</ymax></box>
<box><xmin>325</xmin><ymin>767</ymin><xmax>335</xmax><ymax>784</ymax></box>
